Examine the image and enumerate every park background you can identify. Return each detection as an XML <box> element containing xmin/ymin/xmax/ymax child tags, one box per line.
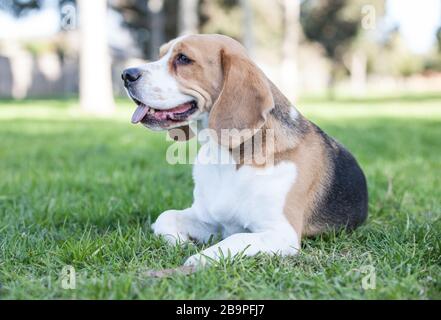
<box><xmin>0</xmin><ymin>0</ymin><xmax>440</xmax><ymax>299</ymax></box>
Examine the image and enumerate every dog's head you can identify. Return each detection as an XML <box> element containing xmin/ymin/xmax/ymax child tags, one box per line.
<box><xmin>122</xmin><ymin>34</ymin><xmax>274</xmax><ymax>146</ymax></box>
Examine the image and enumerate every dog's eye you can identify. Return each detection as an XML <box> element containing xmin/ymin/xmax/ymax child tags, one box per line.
<box><xmin>176</xmin><ymin>53</ymin><xmax>192</xmax><ymax>65</ymax></box>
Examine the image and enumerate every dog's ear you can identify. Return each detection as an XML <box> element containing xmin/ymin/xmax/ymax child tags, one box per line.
<box><xmin>208</xmin><ymin>49</ymin><xmax>274</xmax><ymax>149</ymax></box>
<box><xmin>159</xmin><ymin>40</ymin><xmax>173</xmax><ymax>58</ymax></box>
<box><xmin>168</xmin><ymin>125</ymin><xmax>194</xmax><ymax>142</ymax></box>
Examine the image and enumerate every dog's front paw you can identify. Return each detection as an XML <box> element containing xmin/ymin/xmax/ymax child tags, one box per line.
<box><xmin>152</xmin><ymin>210</ymin><xmax>189</xmax><ymax>245</ymax></box>
<box><xmin>155</xmin><ymin>231</ymin><xmax>189</xmax><ymax>246</ymax></box>
<box><xmin>184</xmin><ymin>254</ymin><xmax>209</xmax><ymax>267</ymax></box>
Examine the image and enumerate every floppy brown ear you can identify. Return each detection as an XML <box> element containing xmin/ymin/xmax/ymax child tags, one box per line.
<box><xmin>168</xmin><ymin>125</ymin><xmax>195</xmax><ymax>142</ymax></box>
<box><xmin>208</xmin><ymin>49</ymin><xmax>274</xmax><ymax>148</ymax></box>
<box><xmin>159</xmin><ymin>40</ymin><xmax>173</xmax><ymax>58</ymax></box>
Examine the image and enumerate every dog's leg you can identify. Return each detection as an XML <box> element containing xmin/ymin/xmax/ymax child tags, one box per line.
<box><xmin>184</xmin><ymin>224</ymin><xmax>300</xmax><ymax>266</ymax></box>
<box><xmin>152</xmin><ymin>208</ymin><xmax>217</xmax><ymax>245</ymax></box>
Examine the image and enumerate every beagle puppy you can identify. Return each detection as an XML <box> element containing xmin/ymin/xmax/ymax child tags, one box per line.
<box><xmin>122</xmin><ymin>34</ymin><xmax>368</xmax><ymax>266</ymax></box>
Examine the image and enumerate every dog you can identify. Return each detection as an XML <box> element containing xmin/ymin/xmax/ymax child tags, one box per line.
<box><xmin>122</xmin><ymin>34</ymin><xmax>368</xmax><ymax>267</ymax></box>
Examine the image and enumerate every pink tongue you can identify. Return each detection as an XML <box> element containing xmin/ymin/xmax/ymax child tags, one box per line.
<box><xmin>131</xmin><ymin>105</ymin><xmax>149</xmax><ymax>124</ymax></box>
<box><xmin>131</xmin><ymin>102</ymin><xmax>193</xmax><ymax>124</ymax></box>
<box><xmin>169</xmin><ymin>103</ymin><xmax>192</xmax><ymax>113</ymax></box>
<box><xmin>154</xmin><ymin>103</ymin><xmax>192</xmax><ymax>120</ymax></box>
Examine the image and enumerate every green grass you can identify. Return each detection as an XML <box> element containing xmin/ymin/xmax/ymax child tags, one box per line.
<box><xmin>0</xmin><ymin>94</ymin><xmax>440</xmax><ymax>299</ymax></box>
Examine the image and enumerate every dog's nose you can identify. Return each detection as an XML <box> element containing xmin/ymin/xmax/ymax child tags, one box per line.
<box><xmin>122</xmin><ymin>68</ymin><xmax>142</xmax><ymax>85</ymax></box>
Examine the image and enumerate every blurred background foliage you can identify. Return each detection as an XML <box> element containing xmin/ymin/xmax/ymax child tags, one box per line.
<box><xmin>0</xmin><ymin>0</ymin><xmax>440</xmax><ymax>111</ymax></box>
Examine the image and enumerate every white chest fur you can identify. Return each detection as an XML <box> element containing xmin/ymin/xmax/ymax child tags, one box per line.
<box><xmin>191</xmin><ymin>142</ymin><xmax>297</xmax><ymax>237</ymax></box>
<box><xmin>152</xmin><ymin>136</ymin><xmax>301</xmax><ymax>265</ymax></box>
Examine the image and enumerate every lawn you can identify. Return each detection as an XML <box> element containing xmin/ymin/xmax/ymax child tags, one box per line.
<box><xmin>0</xmin><ymin>94</ymin><xmax>440</xmax><ymax>299</ymax></box>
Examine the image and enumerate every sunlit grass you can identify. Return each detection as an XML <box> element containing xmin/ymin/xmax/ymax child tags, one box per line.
<box><xmin>0</xmin><ymin>94</ymin><xmax>440</xmax><ymax>299</ymax></box>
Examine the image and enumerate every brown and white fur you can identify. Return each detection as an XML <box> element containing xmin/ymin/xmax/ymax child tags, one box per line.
<box><xmin>122</xmin><ymin>34</ymin><xmax>368</xmax><ymax>267</ymax></box>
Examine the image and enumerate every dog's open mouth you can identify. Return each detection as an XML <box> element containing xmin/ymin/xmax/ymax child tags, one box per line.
<box><xmin>131</xmin><ymin>99</ymin><xmax>198</xmax><ymax>127</ymax></box>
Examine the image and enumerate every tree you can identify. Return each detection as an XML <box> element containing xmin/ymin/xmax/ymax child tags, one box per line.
<box><xmin>300</xmin><ymin>0</ymin><xmax>360</xmax><ymax>96</ymax></box>
<box><xmin>78</xmin><ymin>0</ymin><xmax>115</xmax><ymax>114</ymax></box>
<box><xmin>3</xmin><ymin>0</ymin><xmax>115</xmax><ymax>113</ymax></box>
<box><xmin>198</xmin><ymin>0</ymin><xmax>244</xmax><ymax>42</ymax></box>
<box><xmin>280</xmin><ymin>0</ymin><xmax>300</xmax><ymax>102</ymax></box>
<box><xmin>1</xmin><ymin>0</ymin><xmax>75</xmax><ymax>17</ymax></box>
<box><xmin>437</xmin><ymin>26</ymin><xmax>441</xmax><ymax>53</ymax></box>
<box><xmin>113</xmin><ymin>0</ymin><xmax>179</xmax><ymax>59</ymax></box>
<box><xmin>239</xmin><ymin>0</ymin><xmax>254</xmax><ymax>56</ymax></box>
<box><xmin>346</xmin><ymin>0</ymin><xmax>385</xmax><ymax>95</ymax></box>
<box><xmin>148</xmin><ymin>0</ymin><xmax>166</xmax><ymax>59</ymax></box>
<box><xmin>0</xmin><ymin>0</ymin><xmax>42</xmax><ymax>16</ymax></box>
<box><xmin>178</xmin><ymin>0</ymin><xmax>199</xmax><ymax>35</ymax></box>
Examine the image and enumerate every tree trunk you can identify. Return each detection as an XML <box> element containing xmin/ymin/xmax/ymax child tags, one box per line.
<box><xmin>148</xmin><ymin>0</ymin><xmax>166</xmax><ymax>59</ymax></box>
<box><xmin>78</xmin><ymin>0</ymin><xmax>115</xmax><ymax>114</ymax></box>
<box><xmin>178</xmin><ymin>0</ymin><xmax>199</xmax><ymax>36</ymax></box>
<box><xmin>327</xmin><ymin>66</ymin><xmax>337</xmax><ymax>100</ymax></box>
<box><xmin>280</xmin><ymin>0</ymin><xmax>300</xmax><ymax>103</ymax></box>
<box><xmin>350</xmin><ymin>50</ymin><xmax>367</xmax><ymax>96</ymax></box>
<box><xmin>240</xmin><ymin>0</ymin><xmax>254</xmax><ymax>57</ymax></box>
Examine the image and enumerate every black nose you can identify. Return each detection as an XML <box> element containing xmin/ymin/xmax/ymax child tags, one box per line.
<box><xmin>122</xmin><ymin>68</ymin><xmax>142</xmax><ymax>85</ymax></box>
